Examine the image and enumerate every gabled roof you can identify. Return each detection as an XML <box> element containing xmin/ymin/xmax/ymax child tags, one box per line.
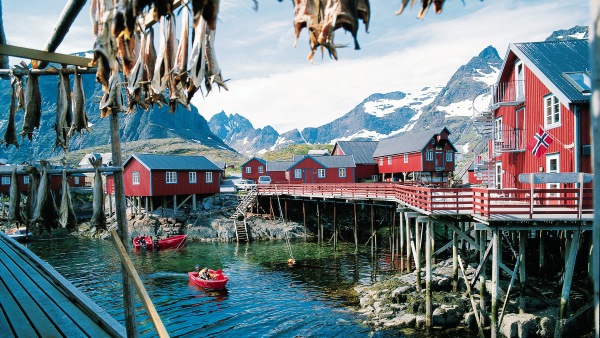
<box><xmin>293</xmin><ymin>155</ymin><xmax>356</xmax><ymax>169</ymax></box>
<box><xmin>334</xmin><ymin>141</ymin><xmax>378</xmax><ymax>164</ymax></box>
<box><xmin>308</xmin><ymin>149</ymin><xmax>330</xmax><ymax>155</ymax></box>
<box><xmin>372</xmin><ymin>128</ymin><xmax>454</xmax><ymax>158</ymax></box>
<box><xmin>499</xmin><ymin>39</ymin><xmax>589</xmax><ymax>105</ymax></box>
<box><xmin>125</xmin><ymin>154</ymin><xmax>221</xmax><ymax>171</ymax></box>
<box><xmin>240</xmin><ymin>157</ymin><xmax>267</xmax><ymax>167</ymax></box>
<box><xmin>266</xmin><ymin>161</ymin><xmax>296</xmax><ymax>172</ymax></box>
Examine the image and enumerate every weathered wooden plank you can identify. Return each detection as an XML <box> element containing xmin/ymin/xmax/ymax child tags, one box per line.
<box><xmin>0</xmin><ymin>44</ymin><xmax>93</xmax><ymax>67</ymax></box>
<box><xmin>518</xmin><ymin>172</ymin><xmax>593</xmax><ymax>184</ymax></box>
<box><xmin>0</xmin><ymin>282</ymin><xmax>24</xmax><ymax>337</ymax></box>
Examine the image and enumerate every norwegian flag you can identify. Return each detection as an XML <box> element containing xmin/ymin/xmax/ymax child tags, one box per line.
<box><xmin>526</xmin><ymin>127</ymin><xmax>553</xmax><ymax>158</ymax></box>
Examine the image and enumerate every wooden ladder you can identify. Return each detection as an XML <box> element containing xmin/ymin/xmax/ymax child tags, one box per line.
<box><xmin>230</xmin><ymin>187</ymin><xmax>258</xmax><ymax>220</ymax></box>
<box><xmin>234</xmin><ymin>219</ymin><xmax>249</xmax><ymax>242</ymax></box>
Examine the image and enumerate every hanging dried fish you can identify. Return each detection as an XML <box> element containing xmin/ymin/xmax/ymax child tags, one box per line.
<box><xmin>89</xmin><ymin>158</ymin><xmax>106</xmax><ymax>230</ymax></box>
<box><xmin>14</xmin><ymin>74</ymin><xmax>25</xmax><ymax>111</ymax></box>
<box><xmin>8</xmin><ymin>168</ymin><xmax>26</xmax><ymax>226</ymax></box>
<box><xmin>32</xmin><ymin>161</ymin><xmax>59</xmax><ymax>235</ymax></box>
<box><xmin>116</xmin><ymin>32</ymin><xmax>137</xmax><ymax>78</ymax></box>
<box><xmin>170</xmin><ymin>0</ymin><xmax>191</xmax><ymax>111</ymax></box>
<box><xmin>58</xmin><ymin>170</ymin><xmax>78</xmax><ymax>230</ymax></box>
<box><xmin>151</xmin><ymin>15</ymin><xmax>176</xmax><ymax>102</ymax></box>
<box><xmin>204</xmin><ymin>26</ymin><xmax>228</xmax><ymax>93</ymax></box>
<box><xmin>143</xmin><ymin>27</ymin><xmax>159</xmax><ymax>107</ymax></box>
<box><xmin>187</xmin><ymin>17</ymin><xmax>208</xmax><ymax>101</ymax></box>
<box><xmin>190</xmin><ymin>0</ymin><xmax>219</xmax><ymax>30</ymax></box>
<box><xmin>55</xmin><ymin>69</ymin><xmax>72</xmax><ymax>152</ymax></box>
<box><xmin>4</xmin><ymin>77</ymin><xmax>19</xmax><ymax>149</ymax></box>
<box><xmin>69</xmin><ymin>70</ymin><xmax>91</xmax><ymax>136</ymax></box>
<box><xmin>318</xmin><ymin>0</ymin><xmax>360</xmax><ymax>51</ymax></box>
<box><xmin>25</xmin><ymin>170</ymin><xmax>40</xmax><ymax>222</ymax></box>
<box><xmin>113</xmin><ymin>0</ymin><xmax>136</xmax><ymax>40</ymax></box>
<box><xmin>100</xmin><ymin>71</ymin><xmax>126</xmax><ymax>118</ymax></box>
<box><xmin>22</xmin><ymin>72</ymin><xmax>42</xmax><ymax>141</ymax></box>
<box><xmin>396</xmin><ymin>0</ymin><xmax>443</xmax><ymax>17</ymax></box>
<box><xmin>357</xmin><ymin>0</ymin><xmax>370</xmax><ymax>32</ymax></box>
<box><xmin>94</xmin><ymin>16</ymin><xmax>118</xmax><ymax>93</ymax></box>
<box><xmin>292</xmin><ymin>0</ymin><xmax>320</xmax><ymax>48</ymax></box>
<box><xmin>127</xmin><ymin>31</ymin><xmax>147</xmax><ymax>113</ymax></box>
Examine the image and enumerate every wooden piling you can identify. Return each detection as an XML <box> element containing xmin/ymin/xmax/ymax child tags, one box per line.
<box><xmin>415</xmin><ymin>219</ymin><xmax>422</xmax><ymax>291</ymax></box>
<box><xmin>284</xmin><ymin>200</ymin><xmax>288</xmax><ymax>222</ymax></box>
<box><xmin>425</xmin><ymin>219</ymin><xmax>432</xmax><ymax>327</ymax></box>
<box><xmin>302</xmin><ymin>201</ymin><xmax>306</xmax><ymax>242</ymax></box>
<box><xmin>519</xmin><ymin>230</ymin><xmax>527</xmax><ymax>313</ymax></box>
<box><xmin>491</xmin><ymin>230</ymin><xmax>500</xmax><ymax>338</ymax></box>
<box><xmin>370</xmin><ymin>203</ymin><xmax>374</xmax><ymax>256</ymax></box>
<box><xmin>391</xmin><ymin>209</ymin><xmax>396</xmax><ymax>264</ymax></box>
<box><xmin>453</xmin><ymin>226</ymin><xmax>458</xmax><ymax>293</ymax></box>
<box><xmin>354</xmin><ymin>203</ymin><xmax>358</xmax><ymax>254</ymax></box>
<box><xmin>400</xmin><ymin>210</ymin><xmax>404</xmax><ymax>272</ymax></box>
<box><xmin>479</xmin><ymin>230</ymin><xmax>487</xmax><ymax>320</ymax></box>
<box><xmin>405</xmin><ymin>213</ymin><xmax>412</xmax><ymax>273</ymax></box>
<box><xmin>333</xmin><ymin>202</ymin><xmax>337</xmax><ymax>251</ymax></box>
<box><xmin>317</xmin><ymin>202</ymin><xmax>321</xmax><ymax>244</ymax></box>
<box><xmin>109</xmin><ymin>111</ymin><xmax>138</xmax><ymax>337</ymax></box>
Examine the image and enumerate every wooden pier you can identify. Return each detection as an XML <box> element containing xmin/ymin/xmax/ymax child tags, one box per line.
<box><xmin>0</xmin><ymin>233</ymin><xmax>126</xmax><ymax>338</ymax></box>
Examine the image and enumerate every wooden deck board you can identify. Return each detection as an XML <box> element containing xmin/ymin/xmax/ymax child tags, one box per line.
<box><xmin>0</xmin><ymin>233</ymin><xmax>125</xmax><ymax>337</ymax></box>
<box><xmin>0</xmin><ymin>304</ymin><xmax>17</xmax><ymax>338</ymax></box>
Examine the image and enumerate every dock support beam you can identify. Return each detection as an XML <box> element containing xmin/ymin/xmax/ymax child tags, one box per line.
<box><xmin>555</xmin><ymin>229</ymin><xmax>581</xmax><ymax>337</ymax></box>
<box><xmin>425</xmin><ymin>218</ymin><xmax>432</xmax><ymax>327</ymax></box>
<box><xmin>491</xmin><ymin>230</ymin><xmax>500</xmax><ymax>338</ymax></box>
<box><xmin>354</xmin><ymin>203</ymin><xmax>358</xmax><ymax>254</ymax></box>
<box><xmin>453</xmin><ymin>225</ymin><xmax>458</xmax><ymax>293</ymax></box>
<box><xmin>519</xmin><ymin>230</ymin><xmax>527</xmax><ymax>313</ymax></box>
<box><xmin>109</xmin><ymin>111</ymin><xmax>138</xmax><ymax>337</ymax></box>
<box><xmin>479</xmin><ymin>230</ymin><xmax>487</xmax><ymax>321</ymax></box>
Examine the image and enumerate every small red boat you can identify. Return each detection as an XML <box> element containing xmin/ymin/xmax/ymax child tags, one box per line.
<box><xmin>133</xmin><ymin>234</ymin><xmax>187</xmax><ymax>250</ymax></box>
<box><xmin>188</xmin><ymin>269</ymin><xmax>229</xmax><ymax>290</ymax></box>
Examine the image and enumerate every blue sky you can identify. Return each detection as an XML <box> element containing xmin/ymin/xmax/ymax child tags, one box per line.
<box><xmin>2</xmin><ymin>0</ymin><xmax>590</xmax><ymax>132</ymax></box>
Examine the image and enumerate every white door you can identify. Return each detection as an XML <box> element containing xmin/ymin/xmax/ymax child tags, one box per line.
<box><xmin>495</xmin><ymin>162</ymin><xmax>502</xmax><ymax>189</ymax></box>
<box><xmin>546</xmin><ymin>153</ymin><xmax>560</xmax><ymax>202</ymax></box>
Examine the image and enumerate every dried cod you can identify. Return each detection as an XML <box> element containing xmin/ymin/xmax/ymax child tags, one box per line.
<box><xmin>8</xmin><ymin>168</ymin><xmax>26</xmax><ymax>226</ymax></box>
<box><xmin>22</xmin><ymin>72</ymin><xmax>42</xmax><ymax>140</ymax></box>
<box><xmin>4</xmin><ymin>77</ymin><xmax>19</xmax><ymax>149</ymax></box>
<box><xmin>55</xmin><ymin>69</ymin><xmax>72</xmax><ymax>151</ymax></box>
<box><xmin>69</xmin><ymin>70</ymin><xmax>90</xmax><ymax>136</ymax></box>
<box><xmin>58</xmin><ymin>170</ymin><xmax>78</xmax><ymax>230</ymax></box>
<box><xmin>89</xmin><ymin>158</ymin><xmax>107</xmax><ymax>230</ymax></box>
<box><xmin>32</xmin><ymin>161</ymin><xmax>59</xmax><ymax>235</ymax></box>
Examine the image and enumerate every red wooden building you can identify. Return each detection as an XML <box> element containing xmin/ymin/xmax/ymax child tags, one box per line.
<box><xmin>0</xmin><ymin>164</ymin><xmax>85</xmax><ymax>194</ymax></box>
<box><xmin>373</xmin><ymin>127</ymin><xmax>457</xmax><ymax>184</ymax></box>
<box><xmin>287</xmin><ymin>155</ymin><xmax>356</xmax><ymax>183</ymax></box>
<box><xmin>331</xmin><ymin>141</ymin><xmax>379</xmax><ymax>182</ymax></box>
<box><xmin>487</xmin><ymin>39</ymin><xmax>591</xmax><ymax>189</ymax></box>
<box><xmin>0</xmin><ymin>165</ymin><xmax>29</xmax><ymax>193</ymax></box>
<box><xmin>106</xmin><ymin>154</ymin><xmax>221</xmax><ymax>212</ymax></box>
<box><xmin>266</xmin><ymin>161</ymin><xmax>296</xmax><ymax>183</ymax></box>
<box><xmin>240</xmin><ymin>157</ymin><xmax>267</xmax><ymax>183</ymax></box>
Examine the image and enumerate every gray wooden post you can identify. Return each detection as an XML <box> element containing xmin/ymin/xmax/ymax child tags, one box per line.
<box><xmin>406</xmin><ymin>213</ymin><xmax>412</xmax><ymax>273</ymax></box>
<box><xmin>539</xmin><ymin>230</ymin><xmax>546</xmax><ymax>277</ymax></box>
<box><xmin>519</xmin><ymin>230</ymin><xmax>527</xmax><ymax>314</ymax></box>
<box><xmin>173</xmin><ymin>195</ymin><xmax>177</xmax><ymax>216</ymax></box>
<box><xmin>452</xmin><ymin>225</ymin><xmax>458</xmax><ymax>293</ymax></box>
<box><xmin>425</xmin><ymin>219</ymin><xmax>432</xmax><ymax>327</ymax></box>
<box><xmin>400</xmin><ymin>210</ymin><xmax>405</xmax><ymax>272</ymax></box>
<box><xmin>591</xmin><ymin>7</ymin><xmax>600</xmax><ymax>330</ymax></box>
<box><xmin>480</xmin><ymin>230</ymin><xmax>487</xmax><ymax>319</ymax></box>
<box><xmin>555</xmin><ymin>230</ymin><xmax>581</xmax><ymax>337</ymax></box>
<box><xmin>415</xmin><ymin>220</ymin><xmax>422</xmax><ymax>291</ymax></box>
<box><xmin>109</xmin><ymin>111</ymin><xmax>138</xmax><ymax>337</ymax></box>
<box><xmin>192</xmin><ymin>194</ymin><xmax>196</xmax><ymax>211</ymax></box>
<box><xmin>491</xmin><ymin>230</ymin><xmax>500</xmax><ymax>338</ymax></box>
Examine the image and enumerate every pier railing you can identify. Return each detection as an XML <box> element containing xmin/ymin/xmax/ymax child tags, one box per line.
<box><xmin>257</xmin><ymin>183</ymin><xmax>593</xmax><ymax>221</ymax></box>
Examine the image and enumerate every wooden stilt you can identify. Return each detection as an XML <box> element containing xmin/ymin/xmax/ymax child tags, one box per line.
<box><xmin>539</xmin><ymin>230</ymin><xmax>545</xmax><ymax>277</ymax></box>
<box><xmin>173</xmin><ymin>195</ymin><xmax>177</xmax><ymax>216</ymax></box>
<box><xmin>284</xmin><ymin>199</ymin><xmax>288</xmax><ymax>222</ymax></box>
<box><xmin>425</xmin><ymin>219</ymin><xmax>432</xmax><ymax>327</ymax></box>
<box><xmin>371</xmin><ymin>203</ymin><xmax>374</xmax><ymax>256</ymax></box>
<box><xmin>354</xmin><ymin>203</ymin><xmax>358</xmax><ymax>254</ymax></box>
<box><xmin>269</xmin><ymin>197</ymin><xmax>274</xmax><ymax>221</ymax></box>
<box><xmin>109</xmin><ymin>111</ymin><xmax>138</xmax><ymax>337</ymax></box>
<box><xmin>480</xmin><ymin>230</ymin><xmax>487</xmax><ymax>320</ymax></box>
<box><xmin>192</xmin><ymin>194</ymin><xmax>196</xmax><ymax>211</ymax></box>
<box><xmin>554</xmin><ymin>230</ymin><xmax>581</xmax><ymax>337</ymax></box>
<box><xmin>333</xmin><ymin>202</ymin><xmax>337</xmax><ymax>251</ymax></box>
<box><xmin>415</xmin><ymin>219</ymin><xmax>422</xmax><ymax>291</ymax></box>
<box><xmin>109</xmin><ymin>194</ymin><xmax>113</xmax><ymax>216</ymax></box>
<box><xmin>145</xmin><ymin>197</ymin><xmax>148</xmax><ymax>216</ymax></box>
<box><xmin>302</xmin><ymin>201</ymin><xmax>306</xmax><ymax>242</ymax></box>
<box><xmin>317</xmin><ymin>202</ymin><xmax>321</xmax><ymax>244</ymax></box>
<box><xmin>391</xmin><ymin>209</ymin><xmax>396</xmax><ymax>264</ymax></box>
<box><xmin>491</xmin><ymin>230</ymin><xmax>500</xmax><ymax>338</ymax></box>
<box><xmin>519</xmin><ymin>230</ymin><xmax>527</xmax><ymax>313</ymax></box>
<box><xmin>453</xmin><ymin>225</ymin><xmax>458</xmax><ymax>293</ymax></box>
<box><xmin>400</xmin><ymin>210</ymin><xmax>404</xmax><ymax>272</ymax></box>
<box><xmin>150</xmin><ymin>197</ymin><xmax>153</xmax><ymax>213</ymax></box>
<box><xmin>405</xmin><ymin>213</ymin><xmax>412</xmax><ymax>273</ymax></box>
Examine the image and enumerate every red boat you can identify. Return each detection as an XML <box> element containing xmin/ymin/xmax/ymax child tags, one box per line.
<box><xmin>188</xmin><ymin>269</ymin><xmax>229</xmax><ymax>290</ymax></box>
<box><xmin>132</xmin><ymin>234</ymin><xmax>187</xmax><ymax>250</ymax></box>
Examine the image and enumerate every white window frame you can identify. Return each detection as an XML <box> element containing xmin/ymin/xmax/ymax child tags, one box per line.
<box><xmin>74</xmin><ymin>177</ymin><xmax>80</xmax><ymax>185</ymax></box>
<box><xmin>258</xmin><ymin>166</ymin><xmax>264</xmax><ymax>174</ymax></box>
<box><xmin>494</xmin><ymin>117</ymin><xmax>503</xmax><ymax>142</ymax></box>
<box><xmin>23</xmin><ymin>176</ymin><xmax>29</xmax><ymax>184</ymax></box>
<box><xmin>515</xmin><ymin>61</ymin><xmax>524</xmax><ymax>100</ymax></box>
<box><xmin>379</xmin><ymin>157</ymin><xmax>383</xmax><ymax>166</ymax></box>
<box><xmin>132</xmin><ymin>171</ymin><xmax>140</xmax><ymax>185</ymax></box>
<box><xmin>495</xmin><ymin>162</ymin><xmax>503</xmax><ymax>189</ymax></box>
<box><xmin>294</xmin><ymin>169</ymin><xmax>302</xmax><ymax>179</ymax></box>
<box><xmin>166</xmin><ymin>171</ymin><xmax>177</xmax><ymax>184</ymax></box>
<box><xmin>446</xmin><ymin>151</ymin><xmax>453</xmax><ymax>162</ymax></box>
<box><xmin>387</xmin><ymin>156</ymin><xmax>392</xmax><ymax>165</ymax></box>
<box><xmin>206</xmin><ymin>172</ymin><xmax>213</xmax><ymax>183</ymax></box>
<box><xmin>339</xmin><ymin>168</ymin><xmax>346</xmax><ymax>178</ymax></box>
<box><xmin>1</xmin><ymin>176</ymin><xmax>10</xmax><ymax>185</ymax></box>
<box><xmin>404</xmin><ymin>153</ymin><xmax>408</xmax><ymax>163</ymax></box>
<box><xmin>426</xmin><ymin>149</ymin><xmax>433</xmax><ymax>161</ymax></box>
<box><xmin>546</xmin><ymin>153</ymin><xmax>560</xmax><ymax>197</ymax></box>
<box><xmin>189</xmin><ymin>171</ymin><xmax>197</xmax><ymax>184</ymax></box>
<box><xmin>245</xmin><ymin>166</ymin><xmax>251</xmax><ymax>174</ymax></box>
<box><xmin>318</xmin><ymin>169</ymin><xmax>326</xmax><ymax>178</ymax></box>
<box><xmin>544</xmin><ymin>94</ymin><xmax>561</xmax><ymax>128</ymax></box>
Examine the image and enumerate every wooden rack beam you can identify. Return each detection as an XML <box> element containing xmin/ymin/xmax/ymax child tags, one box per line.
<box><xmin>1</xmin><ymin>167</ymin><xmax>122</xmax><ymax>175</ymax></box>
<box><xmin>0</xmin><ymin>67</ymin><xmax>96</xmax><ymax>77</ymax></box>
<box><xmin>0</xmin><ymin>44</ymin><xmax>93</xmax><ymax>68</ymax></box>
<box><xmin>35</xmin><ymin>0</ymin><xmax>88</xmax><ymax>69</ymax></box>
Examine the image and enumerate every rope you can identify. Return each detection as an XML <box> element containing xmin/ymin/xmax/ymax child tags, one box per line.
<box><xmin>275</xmin><ymin>185</ymin><xmax>294</xmax><ymax>262</ymax></box>
<box><xmin>212</xmin><ymin>240</ymin><xmax>225</xmax><ymax>269</ymax></box>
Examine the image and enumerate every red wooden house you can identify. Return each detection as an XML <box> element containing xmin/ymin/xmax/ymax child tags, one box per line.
<box><xmin>266</xmin><ymin>161</ymin><xmax>296</xmax><ymax>183</ymax></box>
<box><xmin>0</xmin><ymin>165</ymin><xmax>29</xmax><ymax>193</ymax></box>
<box><xmin>287</xmin><ymin>155</ymin><xmax>356</xmax><ymax>183</ymax></box>
<box><xmin>0</xmin><ymin>164</ymin><xmax>85</xmax><ymax>194</ymax></box>
<box><xmin>240</xmin><ymin>157</ymin><xmax>267</xmax><ymax>183</ymax></box>
<box><xmin>488</xmin><ymin>39</ymin><xmax>591</xmax><ymax>189</ymax></box>
<box><xmin>372</xmin><ymin>127</ymin><xmax>457</xmax><ymax>184</ymax></box>
<box><xmin>331</xmin><ymin>141</ymin><xmax>379</xmax><ymax>182</ymax></box>
<box><xmin>106</xmin><ymin>154</ymin><xmax>221</xmax><ymax>212</ymax></box>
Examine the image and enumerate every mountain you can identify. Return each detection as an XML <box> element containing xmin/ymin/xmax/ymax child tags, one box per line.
<box><xmin>0</xmin><ymin>61</ymin><xmax>233</xmax><ymax>164</ymax></box>
<box><xmin>210</xmin><ymin>45</ymin><xmax>502</xmax><ymax>156</ymax></box>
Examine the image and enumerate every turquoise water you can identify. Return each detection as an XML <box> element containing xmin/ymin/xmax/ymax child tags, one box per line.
<box><xmin>26</xmin><ymin>237</ymin><xmax>403</xmax><ymax>337</ymax></box>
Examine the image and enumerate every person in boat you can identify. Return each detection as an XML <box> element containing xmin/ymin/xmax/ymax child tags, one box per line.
<box><xmin>195</xmin><ymin>265</ymin><xmax>212</xmax><ymax>280</ymax></box>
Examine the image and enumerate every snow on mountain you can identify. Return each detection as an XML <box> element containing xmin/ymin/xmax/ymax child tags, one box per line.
<box><xmin>363</xmin><ymin>86</ymin><xmax>441</xmax><ymax>118</ymax></box>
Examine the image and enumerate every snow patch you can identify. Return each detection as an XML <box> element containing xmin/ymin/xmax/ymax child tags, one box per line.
<box><xmin>473</xmin><ymin>66</ymin><xmax>499</xmax><ymax>86</ymax></box>
<box><xmin>461</xmin><ymin>142</ymin><xmax>470</xmax><ymax>154</ymax></box>
<box><xmin>437</xmin><ymin>99</ymin><xmax>473</xmax><ymax>117</ymax></box>
<box><xmin>242</xmin><ymin>137</ymin><xmax>249</xmax><ymax>145</ymax></box>
<box><xmin>363</xmin><ymin>86</ymin><xmax>442</xmax><ymax>118</ymax></box>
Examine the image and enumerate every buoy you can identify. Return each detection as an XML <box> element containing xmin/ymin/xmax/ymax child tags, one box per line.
<box><xmin>287</xmin><ymin>258</ymin><xmax>295</xmax><ymax>266</ymax></box>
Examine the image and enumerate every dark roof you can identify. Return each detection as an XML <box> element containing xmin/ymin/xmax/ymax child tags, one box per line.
<box><xmin>240</xmin><ymin>157</ymin><xmax>266</xmax><ymax>167</ymax></box>
<box><xmin>335</xmin><ymin>141</ymin><xmax>378</xmax><ymax>164</ymax></box>
<box><xmin>211</xmin><ymin>160</ymin><xmax>226</xmax><ymax>170</ymax></box>
<box><xmin>505</xmin><ymin>39</ymin><xmax>589</xmax><ymax>105</ymax></box>
<box><xmin>373</xmin><ymin>128</ymin><xmax>453</xmax><ymax>157</ymax></box>
<box><xmin>293</xmin><ymin>155</ymin><xmax>356</xmax><ymax>169</ymax></box>
<box><xmin>266</xmin><ymin>161</ymin><xmax>296</xmax><ymax>172</ymax></box>
<box><xmin>126</xmin><ymin>154</ymin><xmax>221</xmax><ymax>171</ymax></box>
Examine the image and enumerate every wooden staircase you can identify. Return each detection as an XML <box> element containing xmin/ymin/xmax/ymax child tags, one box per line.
<box><xmin>230</xmin><ymin>187</ymin><xmax>257</xmax><ymax>242</ymax></box>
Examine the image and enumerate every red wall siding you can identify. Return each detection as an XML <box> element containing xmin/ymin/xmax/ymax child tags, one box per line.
<box><xmin>150</xmin><ymin>170</ymin><xmax>220</xmax><ymax>196</ymax></box>
<box><xmin>288</xmin><ymin>158</ymin><xmax>355</xmax><ymax>183</ymax></box>
<box><xmin>332</xmin><ymin>145</ymin><xmax>344</xmax><ymax>156</ymax></box>
<box><xmin>267</xmin><ymin>171</ymin><xmax>287</xmax><ymax>183</ymax></box>
<box><xmin>468</xmin><ymin>171</ymin><xmax>484</xmax><ymax>185</ymax></box>
<box><xmin>123</xmin><ymin>160</ymin><xmax>152</xmax><ymax>196</ymax></box>
<box><xmin>241</xmin><ymin>159</ymin><xmax>266</xmax><ymax>183</ymax></box>
<box><xmin>0</xmin><ymin>174</ymin><xmax>29</xmax><ymax>193</ymax></box>
<box><xmin>105</xmin><ymin>175</ymin><xmax>114</xmax><ymax>194</ymax></box>
<box><xmin>495</xmin><ymin>66</ymin><xmax>584</xmax><ymax>189</ymax></box>
<box><xmin>355</xmin><ymin>164</ymin><xmax>378</xmax><ymax>181</ymax></box>
<box><xmin>377</xmin><ymin>152</ymin><xmax>423</xmax><ymax>174</ymax></box>
<box><xmin>49</xmin><ymin>175</ymin><xmax>85</xmax><ymax>191</ymax></box>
